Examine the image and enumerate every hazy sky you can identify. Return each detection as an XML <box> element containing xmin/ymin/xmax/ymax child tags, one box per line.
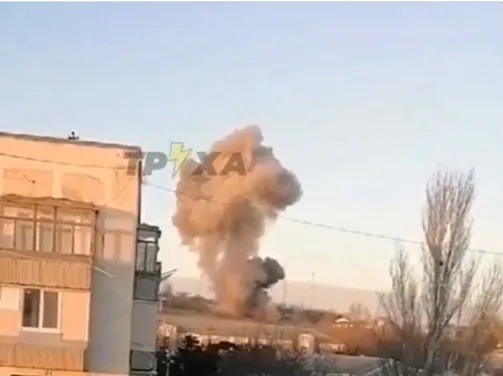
<box><xmin>1</xmin><ymin>3</ymin><xmax>502</xmax><ymax>290</ymax></box>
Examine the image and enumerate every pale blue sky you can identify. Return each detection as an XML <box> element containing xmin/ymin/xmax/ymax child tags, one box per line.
<box><xmin>1</xmin><ymin>3</ymin><xmax>502</xmax><ymax>290</ymax></box>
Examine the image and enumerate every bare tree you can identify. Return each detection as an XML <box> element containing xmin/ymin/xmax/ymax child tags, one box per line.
<box><xmin>379</xmin><ymin>169</ymin><xmax>503</xmax><ymax>376</ymax></box>
<box><xmin>379</xmin><ymin>244</ymin><xmax>423</xmax><ymax>376</ymax></box>
<box><xmin>349</xmin><ymin>302</ymin><xmax>372</xmax><ymax>321</ymax></box>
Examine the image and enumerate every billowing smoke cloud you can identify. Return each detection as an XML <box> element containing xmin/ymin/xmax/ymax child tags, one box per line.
<box><xmin>172</xmin><ymin>125</ymin><xmax>302</xmax><ymax>320</ymax></box>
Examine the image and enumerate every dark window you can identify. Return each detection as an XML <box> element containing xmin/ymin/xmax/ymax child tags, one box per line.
<box><xmin>22</xmin><ymin>288</ymin><xmax>59</xmax><ymax>329</ymax></box>
<box><xmin>22</xmin><ymin>289</ymin><xmax>40</xmax><ymax>328</ymax></box>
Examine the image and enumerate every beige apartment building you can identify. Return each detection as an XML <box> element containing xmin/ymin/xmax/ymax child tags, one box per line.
<box><xmin>0</xmin><ymin>132</ymin><xmax>161</xmax><ymax>376</ymax></box>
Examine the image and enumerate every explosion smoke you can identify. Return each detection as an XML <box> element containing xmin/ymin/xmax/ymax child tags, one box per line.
<box><xmin>172</xmin><ymin>125</ymin><xmax>302</xmax><ymax>320</ymax></box>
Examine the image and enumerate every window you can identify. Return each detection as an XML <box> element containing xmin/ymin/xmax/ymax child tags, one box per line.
<box><xmin>0</xmin><ymin>218</ymin><xmax>14</xmax><ymax>248</ymax></box>
<box><xmin>136</xmin><ymin>240</ymin><xmax>158</xmax><ymax>273</ymax></box>
<box><xmin>15</xmin><ymin>219</ymin><xmax>34</xmax><ymax>250</ymax></box>
<box><xmin>36</xmin><ymin>207</ymin><xmax>54</xmax><ymax>252</ymax></box>
<box><xmin>136</xmin><ymin>242</ymin><xmax>146</xmax><ymax>271</ymax></box>
<box><xmin>37</xmin><ymin>222</ymin><xmax>54</xmax><ymax>252</ymax></box>
<box><xmin>56</xmin><ymin>224</ymin><xmax>74</xmax><ymax>254</ymax></box>
<box><xmin>145</xmin><ymin>243</ymin><xmax>157</xmax><ymax>272</ymax></box>
<box><xmin>57</xmin><ymin>208</ymin><xmax>93</xmax><ymax>225</ymax></box>
<box><xmin>22</xmin><ymin>289</ymin><xmax>59</xmax><ymax>330</ymax></box>
<box><xmin>74</xmin><ymin>225</ymin><xmax>92</xmax><ymax>255</ymax></box>
<box><xmin>0</xmin><ymin>201</ymin><xmax>95</xmax><ymax>255</ymax></box>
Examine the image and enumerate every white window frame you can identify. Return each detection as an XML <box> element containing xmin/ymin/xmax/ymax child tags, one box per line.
<box><xmin>21</xmin><ymin>288</ymin><xmax>62</xmax><ymax>333</ymax></box>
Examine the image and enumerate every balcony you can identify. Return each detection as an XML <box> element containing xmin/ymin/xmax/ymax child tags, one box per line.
<box><xmin>0</xmin><ymin>343</ymin><xmax>86</xmax><ymax>371</ymax></box>
<box><xmin>0</xmin><ymin>195</ymin><xmax>96</xmax><ymax>290</ymax></box>
<box><xmin>0</xmin><ymin>251</ymin><xmax>92</xmax><ymax>289</ymax></box>
<box><xmin>133</xmin><ymin>265</ymin><xmax>160</xmax><ymax>301</ymax></box>
<box><xmin>134</xmin><ymin>224</ymin><xmax>161</xmax><ymax>302</ymax></box>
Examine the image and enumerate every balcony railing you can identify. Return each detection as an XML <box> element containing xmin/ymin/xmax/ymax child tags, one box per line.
<box><xmin>0</xmin><ymin>250</ymin><xmax>93</xmax><ymax>289</ymax></box>
<box><xmin>134</xmin><ymin>272</ymin><xmax>160</xmax><ymax>302</ymax></box>
<box><xmin>0</xmin><ymin>343</ymin><xmax>86</xmax><ymax>371</ymax></box>
<box><xmin>130</xmin><ymin>349</ymin><xmax>155</xmax><ymax>372</ymax></box>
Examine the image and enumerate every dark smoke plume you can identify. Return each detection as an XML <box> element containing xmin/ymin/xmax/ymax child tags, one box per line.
<box><xmin>172</xmin><ymin>125</ymin><xmax>302</xmax><ymax>320</ymax></box>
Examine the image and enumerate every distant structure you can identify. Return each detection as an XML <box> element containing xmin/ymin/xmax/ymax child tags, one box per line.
<box><xmin>333</xmin><ymin>316</ymin><xmax>354</xmax><ymax>328</ymax></box>
<box><xmin>68</xmin><ymin>131</ymin><xmax>79</xmax><ymax>140</ymax></box>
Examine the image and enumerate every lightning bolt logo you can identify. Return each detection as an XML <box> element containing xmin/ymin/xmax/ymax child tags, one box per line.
<box><xmin>168</xmin><ymin>142</ymin><xmax>192</xmax><ymax>178</ymax></box>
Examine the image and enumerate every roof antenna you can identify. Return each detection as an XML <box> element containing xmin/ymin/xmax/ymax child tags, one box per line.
<box><xmin>68</xmin><ymin>131</ymin><xmax>79</xmax><ymax>140</ymax></box>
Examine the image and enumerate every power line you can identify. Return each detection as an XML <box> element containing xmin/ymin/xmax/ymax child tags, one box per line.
<box><xmin>144</xmin><ymin>181</ymin><xmax>503</xmax><ymax>258</ymax></box>
<box><xmin>0</xmin><ymin>150</ymin><xmax>500</xmax><ymax>258</ymax></box>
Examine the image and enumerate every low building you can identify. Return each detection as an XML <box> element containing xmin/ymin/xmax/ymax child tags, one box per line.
<box><xmin>334</xmin><ymin>316</ymin><xmax>353</xmax><ymax>328</ymax></box>
<box><xmin>164</xmin><ymin>313</ymin><xmax>301</xmax><ymax>348</ymax></box>
<box><xmin>161</xmin><ymin>309</ymin><xmax>348</xmax><ymax>355</ymax></box>
<box><xmin>0</xmin><ymin>132</ymin><xmax>161</xmax><ymax>376</ymax></box>
<box><xmin>318</xmin><ymin>340</ymin><xmax>346</xmax><ymax>354</ymax></box>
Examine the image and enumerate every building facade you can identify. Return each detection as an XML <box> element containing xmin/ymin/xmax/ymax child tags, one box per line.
<box><xmin>0</xmin><ymin>132</ymin><xmax>161</xmax><ymax>376</ymax></box>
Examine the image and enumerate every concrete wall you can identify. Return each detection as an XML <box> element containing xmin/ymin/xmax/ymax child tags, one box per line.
<box><xmin>0</xmin><ymin>133</ymin><xmax>142</xmax><ymax>376</ymax></box>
